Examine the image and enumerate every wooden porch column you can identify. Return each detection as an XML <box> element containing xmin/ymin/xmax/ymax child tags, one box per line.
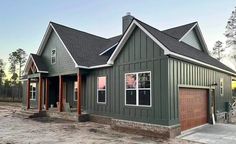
<box><xmin>59</xmin><ymin>75</ymin><xmax>63</xmax><ymax>112</ymax></box>
<box><xmin>77</xmin><ymin>73</ymin><xmax>82</xmax><ymax>115</ymax></box>
<box><xmin>38</xmin><ymin>76</ymin><xmax>43</xmax><ymax>112</ymax></box>
<box><xmin>26</xmin><ymin>78</ymin><xmax>31</xmax><ymax>110</ymax></box>
<box><xmin>45</xmin><ymin>78</ymin><xmax>49</xmax><ymax>110</ymax></box>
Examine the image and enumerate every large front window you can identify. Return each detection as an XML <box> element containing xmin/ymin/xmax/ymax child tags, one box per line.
<box><xmin>97</xmin><ymin>76</ymin><xmax>106</xmax><ymax>104</ymax></box>
<box><xmin>125</xmin><ymin>72</ymin><xmax>151</xmax><ymax>106</ymax></box>
<box><xmin>30</xmin><ymin>83</ymin><xmax>36</xmax><ymax>100</ymax></box>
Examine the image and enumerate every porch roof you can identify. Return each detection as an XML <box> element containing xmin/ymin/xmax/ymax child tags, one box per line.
<box><xmin>31</xmin><ymin>54</ymin><xmax>48</xmax><ymax>72</ymax></box>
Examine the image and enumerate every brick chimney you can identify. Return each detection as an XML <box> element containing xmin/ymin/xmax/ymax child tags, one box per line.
<box><xmin>122</xmin><ymin>12</ymin><xmax>134</xmax><ymax>33</ymax></box>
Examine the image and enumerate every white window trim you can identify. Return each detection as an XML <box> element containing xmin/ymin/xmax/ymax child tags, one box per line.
<box><xmin>30</xmin><ymin>83</ymin><xmax>36</xmax><ymax>100</ymax></box>
<box><xmin>220</xmin><ymin>78</ymin><xmax>224</xmax><ymax>96</ymax></box>
<box><xmin>125</xmin><ymin>71</ymin><xmax>152</xmax><ymax>107</ymax></box>
<box><xmin>73</xmin><ymin>81</ymin><xmax>78</xmax><ymax>101</ymax></box>
<box><xmin>97</xmin><ymin>76</ymin><xmax>107</xmax><ymax>104</ymax></box>
<box><xmin>51</xmin><ymin>49</ymin><xmax>56</xmax><ymax>64</ymax></box>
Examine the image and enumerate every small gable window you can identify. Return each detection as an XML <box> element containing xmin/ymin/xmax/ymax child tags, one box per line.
<box><xmin>97</xmin><ymin>76</ymin><xmax>106</xmax><ymax>104</ymax></box>
<box><xmin>51</xmin><ymin>49</ymin><xmax>56</xmax><ymax>64</ymax></box>
<box><xmin>125</xmin><ymin>71</ymin><xmax>151</xmax><ymax>107</ymax></box>
<box><xmin>30</xmin><ymin>83</ymin><xmax>36</xmax><ymax>100</ymax></box>
<box><xmin>220</xmin><ymin>78</ymin><xmax>224</xmax><ymax>96</ymax></box>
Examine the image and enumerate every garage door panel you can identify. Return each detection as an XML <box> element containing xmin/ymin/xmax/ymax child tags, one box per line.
<box><xmin>180</xmin><ymin>88</ymin><xmax>208</xmax><ymax>131</ymax></box>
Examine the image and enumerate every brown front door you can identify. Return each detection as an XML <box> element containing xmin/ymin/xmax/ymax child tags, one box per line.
<box><xmin>179</xmin><ymin>88</ymin><xmax>208</xmax><ymax>131</ymax></box>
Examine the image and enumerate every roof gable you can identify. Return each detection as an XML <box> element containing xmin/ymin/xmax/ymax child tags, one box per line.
<box><xmin>36</xmin><ymin>22</ymin><xmax>120</xmax><ymax>69</ymax></box>
<box><xmin>163</xmin><ymin>22</ymin><xmax>209</xmax><ymax>54</ymax></box>
<box><xmin>24</xmin><ymin>54</ymin><xmax>48</xmax><ymax>75</ymax></box>
<box><xmin>108</xmin><ymin>18</ymin><xmax>236</xmax><ymax>76</ymax></box>
<box><xmin>181</xmin><ymin>28</ymin><xmax>203</xmax><ymax>51</ymax></box>
<box><xmin>163</xmin><ymin>22</ymin><xmax>197</xmax><ymax>40</ymax></box>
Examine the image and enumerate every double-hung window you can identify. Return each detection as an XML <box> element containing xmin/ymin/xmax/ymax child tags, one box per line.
<box><xmin>220</xmin><ymin>78</ymin><xmax>224</xmax><ymax>96</ymax></box>
<box><xmin>97</xmin><ymin>76</ymin><xmax>106</xmax><ymax>104</ymax></box>
<box><xmin>51</xmin><ymin>49</ymin><xmax>56</xmax><ymax>64</ymax></box>
<box><xmin>30</xmin><ymin>83</ymin><xmax>36</xmax><ymax>100</ymax></box>
<box><xmin>125</xmin><ymin>71</ymin><xmax>151</xmax><ymax>106</ymax></box>
<box><xmin>74</xmin><ymin>82</ymin><xmax>78</xmax><ymax>101</ymax></box>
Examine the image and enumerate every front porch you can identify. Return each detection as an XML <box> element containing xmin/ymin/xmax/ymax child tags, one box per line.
<box><xmin>26</xmin><ymin>72</ymin><xmax>85</xmax><ymax>118</ymax></box>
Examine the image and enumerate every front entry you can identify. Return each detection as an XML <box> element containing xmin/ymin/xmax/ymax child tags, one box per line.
<box><xmin>179</xmin><ymin>88</ymin><xmax>208</xmax><ymax>131</ymax></box>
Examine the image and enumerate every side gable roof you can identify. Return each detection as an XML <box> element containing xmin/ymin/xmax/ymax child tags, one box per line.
<box><xmin>50</xmin><ymin>22</ymin><xmax>109</xmax><ymax>67</ymax></box>
<box><xmin>36</xmin><ymin>22</ymin><xmax>121</xmax><ymax>68</ymax></box>
<box><xmin>108</xmin><ymin>18</ymin><xmax>236</xmax><ymax>76</ymax></box>
<box><xmin>136</xmin><ymin>19</ymin><xmax>235</xmax><ymax>73</ymax></box>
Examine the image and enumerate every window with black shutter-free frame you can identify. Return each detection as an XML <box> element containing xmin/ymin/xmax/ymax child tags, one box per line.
<box><xmin>125</xmin><ymin>71</ymin><xmax>151</xmax><ymax>107</ymax></box>
<box><xmin>97</xmin><ymin>76</ymin><xmax>106</xmax><ymax>104</ymax></box>
<box><xmin>51</xmin><ymin>49</ymin><xmax>56</xmax><ymax>64</ymax></box>
<box><xmin>30</xmin><ymin>83</ymin><xmax>36</xmax><ymax>100</ymax></box>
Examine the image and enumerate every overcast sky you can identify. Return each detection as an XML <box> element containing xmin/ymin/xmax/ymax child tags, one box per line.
<box><xmin>0</xmin><ymin>0</ymin><xmax>235</xmax><ymax>62</ymax></box>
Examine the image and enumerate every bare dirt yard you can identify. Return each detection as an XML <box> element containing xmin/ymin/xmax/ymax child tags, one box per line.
<box><xmin>0</xmin><ymin>102</ymin><xmax>198</xmax><ymax>144</ymax></box>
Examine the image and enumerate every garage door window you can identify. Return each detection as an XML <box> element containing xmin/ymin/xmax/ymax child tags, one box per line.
<box><xmin>125</xmin><ymin>71</ymin><xmax>151</xmax><ymax>107</ymax></box>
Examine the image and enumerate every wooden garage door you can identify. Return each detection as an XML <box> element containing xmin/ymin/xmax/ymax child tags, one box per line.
<box><xmin>179</xmin><ymin>88</ymin><xmax>208</xmax><ymax>131</ymax></box>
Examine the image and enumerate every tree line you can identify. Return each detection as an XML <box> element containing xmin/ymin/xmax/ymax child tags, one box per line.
<box><xmin>0</xmin><ymin>48</ymin><xmax>27</xmax><ymax>87</ymax></box>
<box><xmin>211</xmin><ymin>7</ymin><xmax>236</xmax><ymax>68</ymax></box>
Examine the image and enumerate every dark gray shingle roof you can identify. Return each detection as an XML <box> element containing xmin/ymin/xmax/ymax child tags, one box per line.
<box><xmin>162</xmin><ymin>22</ymin><xmax>197</xmax><ymax>40</ymax></box>
<box><xmin>49</xmin><ymin>20</ymin><xmax>235</xmax><ymax>74</ymax></box>
<box><xmin>31</xmin><ymin>54</ymin><xmax>48</xmax><ymax>72</ymax></box>
<box><xmin>135</xmin><ymin>19</ymin><xmax>236</xmax><ymax>74</ymax></box>
<box><xmin>51</xmin><ymin>22</ymin><xmax>120</xmax><ymax>67</ymax></box>
<box><xmin>99</xmin><ymin>35</ymin><xmax>122</xmax><ymax>54</ymax></box>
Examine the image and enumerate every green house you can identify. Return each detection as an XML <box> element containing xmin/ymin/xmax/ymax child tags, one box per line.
<box><xmin>22</xmin><ymin>14</ymin><xmax>236</xmax><ymax>138</ymax></box>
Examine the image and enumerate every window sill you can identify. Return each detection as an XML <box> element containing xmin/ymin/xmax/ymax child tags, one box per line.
<box><xmin>125</xmin><ymin>104</ymin><xmax>152</xmax><ymax>108</ymax></box>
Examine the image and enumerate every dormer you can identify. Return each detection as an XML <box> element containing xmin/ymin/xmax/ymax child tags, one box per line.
<box><xmin>163</xmin><ymin>22</ymin><xmax>209</xmax><ymax>54</ymax></box>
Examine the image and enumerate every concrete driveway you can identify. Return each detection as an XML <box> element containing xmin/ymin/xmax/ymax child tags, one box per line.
<box><xmin>178</xmin><ymin>124</ymin><xmax>236</xmax><ymax>144</ymax></box>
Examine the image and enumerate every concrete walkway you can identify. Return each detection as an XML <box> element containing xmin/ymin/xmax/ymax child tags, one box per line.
<box><xmin>179</xmin><ymin>124</ymin><xmax>236</xmax><ymax>144</ymax></box>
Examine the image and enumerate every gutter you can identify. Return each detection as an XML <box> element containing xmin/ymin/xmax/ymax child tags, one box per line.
<box><xmin>167</xmin><ymin>52</ymin><xmax>236</xmax><ymax>76</ymax></box>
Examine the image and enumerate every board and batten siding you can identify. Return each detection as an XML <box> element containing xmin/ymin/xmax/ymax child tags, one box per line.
<box><xmin>181</xmin><ymin>28</ymin><xmax>203</xmax><ymax>51</ymax></box>
<box><xmin>84</xmin><ymin>27</ymin><xmax>171</xmax><ymax>125</ymax></box>
<box><xmin>41</xmin><ymin>31</ymin><xmax>78</xmax><ymax>76</ymax></box>
<box><xmin>168</xmin><ymin>57</ymin><xmax>232</xmax><ymax>125</ymax></box>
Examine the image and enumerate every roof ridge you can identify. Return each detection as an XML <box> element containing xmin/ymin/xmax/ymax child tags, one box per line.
<box><xmin>162</xmin><ymin>21</ymin><xmax>197</xmax><ymax>32</ymax></box>
<box><xmin>134</xmin><ymin>18</ymin><xmax>184</xmax><ymax>47</ymax></box>
<box><xmin>50</xmin><ymin>21</ymin><xmax>108</xmax><ymax>41</ymax></box>
<box><xmin>134</xmin><ymin>18</ymin><xmax>236</xmax><ymax>74</ymax></box>
<box><xmin>108</xmin><ymin>35</ymin><xmax>122</xmax><ymax>40</ymax></box>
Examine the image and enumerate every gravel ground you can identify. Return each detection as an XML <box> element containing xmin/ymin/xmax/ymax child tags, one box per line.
<box><xmin>0</xmin><ymin>102</ymin><xmax>198</xmax><ymax>144</ymax></box>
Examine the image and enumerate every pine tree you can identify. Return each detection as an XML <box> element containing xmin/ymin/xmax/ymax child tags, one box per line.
<box><xmin>225</xmin><ymin>7</ymin><xmax>236</xmax><ymax>60</ymax></box>
<box><xmin>0</xmin><ymin>59</ymin><xmax>5</xmax><ymax>85</ymax></box>
<box><xmin>211</xmin><ymin>41</ymin><xmax>225</xmax><ymax>61</ymax></box>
